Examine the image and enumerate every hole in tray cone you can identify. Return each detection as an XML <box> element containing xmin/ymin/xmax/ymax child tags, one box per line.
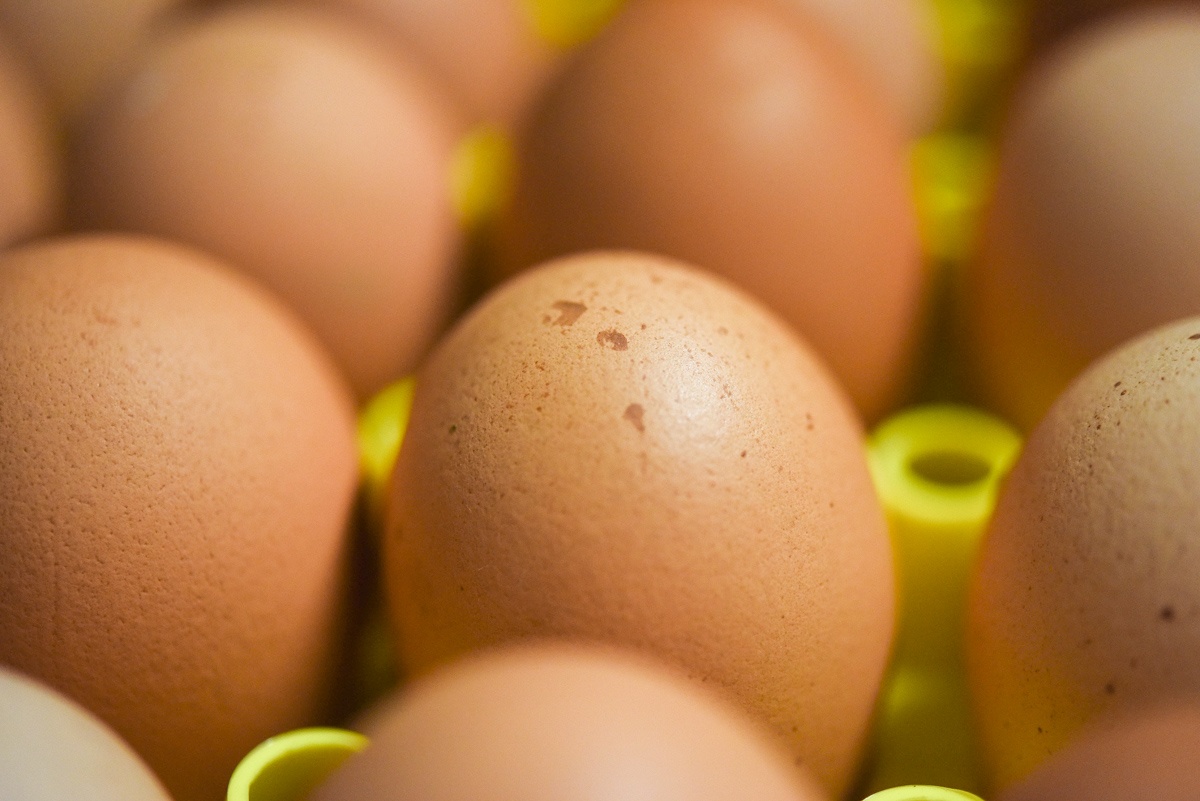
<box><xmin>864</xmin><ymin>404</ymin><xmax>1021</xmax><ymax>793</ymax></box>
<box><xmin>227</xmin><ymin>728</ymin><xmax>368</xmax><ymax>801</ymax></box>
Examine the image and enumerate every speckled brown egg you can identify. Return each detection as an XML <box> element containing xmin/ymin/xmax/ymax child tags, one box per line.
<box><xmin>967</xmin><ymin>316</ymin><xmax>1200</xmax><ymax>792</ymax></box>
<box><xmin>70</xmin><ymin>3</ymin><xmax>465</xmax><ymax>399</ymax></box>
<box><xmin>1000</xmin><ymin>701</ymin><xmax>1200</xmax><ymax>801</ymax></box>
<box><xmin>965</xmin><ymin>8</ymin><xmax>1200</xmax><ymax>430</ymax></box>
<box><xmin>385</xmin><ymin>251</ymin><xmax>895</xmax><ymax>798</ymax></box>
<box><xmin>0</xmin><ymin>235</ymin><xmax>358</xmax><ymax>801</ymax></box>
<box><xmin>0</xmin><ymin>667</ymin><xmax>172</xmax><ymax>801</ymax></box>
<box><xmin>494</xmin><ymin>0</ymin><xmax>925</xmax><ymax>421</ymax></box>
<box><xmin>0</xmin><ymin>33</ymin><xmax>59</xmax><ymax>248</ymax></box>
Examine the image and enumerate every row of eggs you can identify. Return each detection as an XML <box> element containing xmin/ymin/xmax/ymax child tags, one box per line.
<box><xmin>4</xmin><ymin>0</ymin><xmax>1200</xmax><ymax>800</ymax></box>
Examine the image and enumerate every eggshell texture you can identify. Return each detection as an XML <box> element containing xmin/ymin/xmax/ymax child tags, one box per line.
<box><xmin>0</xmin><ymin>667</ymin><xmax>172</xmax><ymax>801</ymax></box>
<box><xmin>386</xmin><ymin>251</ymin><xmax>895</xmax><ymax>798</ymax></box>
<box><xmin>308</xmin><ymin>0</ymin><xmax>558</xmax><ymax>126</ymax></box>
<box><xmin>0</xmin><ymin>33</ymin><xmax>60</xmax><ymax>248</ymax></box>
<box><xmin>70</xmin><ymin>3</ymin><xmax>465</xmax><ymax>399</ymax></box>
<box><xmin>0</xmin><ymin>235</ymin><xmax>358</xmax><ymax>801</ymax></box>
<box><xmin>967</xmin><ymin>317</ymin><xmax>1200</xmax><ymax>791</ymax></box>
<box><xmin>316</xmin><ymin>645</ymin><xmax>827</xmax><ymax>801</ymax></box>
<box><xmin>0</xmin><ymin>0</ymin><xmax>183</xmax><ymax>119</ymax></box>
<box><xmin>495</xmin><ymin>0</ymin><xmax>925</xmax><ymax>421</ymax></box>
<box><xmin>773</xmin><ymin>0</ymin><xmax>943</xmax><ymax>134</ymax></box>
<box><xmin>1000</xmin><ymin>702</ymin><xmax>1200</xmax><ymax>801</ymax></box>
<box><xmin>965</xmin><ymin>8</ymin><xmax>1200</xmax><ymax>430</ymax></box>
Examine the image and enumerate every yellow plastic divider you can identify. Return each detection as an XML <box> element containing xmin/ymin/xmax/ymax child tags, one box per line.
<box><xmin>357</xmin><ymin>376</ymin><xmax>417</xmax><ymax>529</ymax></box>
<box><xmin>523</xmin><ymin>0</ymin><xmax>627</xmax><ymax>50</ymax></box>
<box><xmin>227</xmin><ymin>728</ymin><xmax>368</xmax><ymax>801</ymax></box>
<box><xmin>864</xmin><ymin>786</ymin><xmax>985</xmax><ymax>801</ymax></box>
<box><xmin>865</xmin><ymin>404</ymin><xmax>1021</xmax><ymax>792</ymax></box>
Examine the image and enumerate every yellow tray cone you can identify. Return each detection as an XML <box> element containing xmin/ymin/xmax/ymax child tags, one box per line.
<box><xmin>227</xmin><ymin>728</ymin><xmax>368</xmax><ymax>801</ymax></box>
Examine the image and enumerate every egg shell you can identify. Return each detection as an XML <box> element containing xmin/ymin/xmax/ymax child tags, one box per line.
<box><xmin>385</xmin><ymin>251</ymin><xmax>895</xmax><ymax>798</ymax></box>
<box><xmin>967</xmin><ymin>316</ymin><xmax>1200</xmax><ymax>791</ymax></box>
<box><xmin>305</xmin><ymin>0</ymin><xmax>558</xmax><ymax>126</ymax></box>
<box><xmin>494</xmin><ymin>0</ymin><xmax>925</xmax><ymax>421</ymax></box>
<box><xmin>0</xmin><ymin>235</ymin><xmax>359</xmax><ymax>801</ymax></box>
<box><xmin>69</xmin><ymin>3</ymin><xmax>465</xmax><ymax>399</ymax></box>
<box><xmin>1000</xmin><ymin>701</ymin><xmax>1200</xmax><ymax>801</ymax></box>
<box><xmin>771</xmin><ymin>0</ymin><xmax>944</xmax><ymax>134</ymax></box>
<box><xmin>0</xmin><ymin>32</ymin><xmax>60</xmax><ymax>248</ymax></box>
<box><xmin>0</xmin><ymin>0</ymin><xmax>184</xmax><ymax>120</ymax></box>
<box><xmin>965</xmin><ymin>7</ymin><xmax>1200</xmax><ymax>430</ymax></box>
<box><xmin>315</xmin><ymin>644</ymin><xmax>827</xmax><ymax>801</ymax></box>
<box><xmin>0</xmin><ymin>667</ymin><xmax>172</xmax><ymax>801</ymax></box>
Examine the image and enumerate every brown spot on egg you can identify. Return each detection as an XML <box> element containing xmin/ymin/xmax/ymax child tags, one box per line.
<box><xmin>1161</xmin><ymin>606</ymin><xmax>1176</xmax><ymax>622</ymax></box>
<box><xmin>547</xmin><ymin>300</ymin><xmax>587</xmax><ymax>326</ymax></box>
<box><xmin>597</xmin><ymin>329</ymin><xmax>628</xmax><ymax>350</ymax></box>
<box><xmin>623</xmin><ymin>403</ymin><xmax>645</xmax><ymax>433</ymax></box>
<box><xmin>1189</xmin><ymin>333</ymin><xmax>1200</xmax><ymax>340</ymax></box>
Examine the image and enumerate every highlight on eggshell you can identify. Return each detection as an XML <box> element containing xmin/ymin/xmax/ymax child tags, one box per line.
<box><xmin>967</xmin><ymin>316</ymin><xmax>1200</xmax><ymax>792</ymax></box>
<box><xmin>0</xmin><ymin>666</ymin><xmax>173</xmax><ymax>801</ymax></box>
<box><xmin>227</xmin><ymin>728</ymin><xmax>368</xmax><ymax>801</ymax></box>
<box><xmin>866</xmin><ymin>404</ymin><xmax>1021</xmax><ymax>793</ymax></box>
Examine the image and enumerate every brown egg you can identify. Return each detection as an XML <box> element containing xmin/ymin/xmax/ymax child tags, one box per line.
<box><xmin>1000</xmin><ymin>701</ymin><xmax>1200</xmax><ymax>801</ymax></box>
<box><xmin>305</xmin><ymin>0</ymin><xmax>554</xmax><ymax>126</ymax></box>
<box><xmin>70</xmin><ymin>3</ymin><xmax>465</xmax><ymax>399</ymax></box>
<box><xmin>0</xmin><ymin>667</ymin><xmax>172</xmax><ymax>801</ymax></box>
<box><xmin>0</xmin><ymin>0</ymin><xmax>184</xmax><ymax>120</ymax></box>
<box><xmin>0</xmin><ymin>235</ymin><xmax>358</xmax><ymax>801</ymax></box>
<box><xmin>315</xmin><ymin>645</ymin><xmax>827</xmax><ymax>801</ymax></box>
<box><xmin>0</xmin><ymin>33</ymin><xmax>60</xmax><ymax>248</ymax></box>
<box><xmin>386</xmin><ymin>251</ymin><xmax>895</xmax><ymax>797</ymax></box>
<box><xmin>495</xmin><ymin>0</ymin><xmax>925</xmax><ymax>421</ymax></box>
<box><xmin>773</xmin><ymin>0</ymin><xmax>944</xmax><ymax>134</ymax></box>
<box><xmin>965</xmin><ymin>7</ymin><xmax>1200</xmax><ymax>430</ymax></box>
<box><xmin>967</xmin><ymin>317</ymin><xmax>1200</xmax><ymax>791</ymax></box>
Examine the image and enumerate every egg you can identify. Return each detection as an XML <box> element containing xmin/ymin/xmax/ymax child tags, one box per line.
<box><xmin>306</xmin><ymin>0</ymin><xmax>624</xmax><ymax>127</ymax></box>
<box><xmin>0</xmin><ymin>235</ymin><xmax>358</xmax><ymax>801</ymax></box>
<box><xmin>772</xmin><ymin>0</ymin><xmax>944</xmax><ymax>134</ymax></box>
<box><xmin>385</xmin><ymin>251</ymin><xmax>895</xmax><ymax>797</ymax></box>
<box><xmin>69</xmin><ymin>3</ymin><xmax>466</xmax><ymax>399</ymax></box>
<box><xmin>999</xmin><ymin>701</ymin><xmax>1200</xmax><ymax>801</ymax></box>
<box><xmin>494</xmin><ymin>0</ymin><xmax>926</xmax><ymax>421</ymax></box>
<box><xmin>313</xmin><ymin>645</ymin><xmax>827</xmax><ymax>801</ymax></box>
<box><xmin>0</xmin><ymin>667</ymin><xmax>171</xmax><ymax>801</ymax></box>
<box><xmin>0</xmin><ymin>32</ymin><xmax>60</xmax><ymax>248</ymax></box>
<box><xmin>965</xmin><ymin>7</ymin><xmax>1200</xmax><ymax>430</ymax></box>
<box><xmin>967</xmin><ymin>316</ymin><xmax>1200</xmax><ymax>791</ymax></box>
<box><xmin>0</xmin><ymin>0</ymin><xmax>184</xmax><ymax>120</ymax></box>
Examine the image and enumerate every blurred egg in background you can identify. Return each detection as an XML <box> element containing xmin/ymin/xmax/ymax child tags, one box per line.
<box><xmin>0</xmin><ymin>31</ymin><xmax>60</xmax><ymax>248</ymax></box>
<box><xmin>69</xmin><ymin>3</ymin><xmax>466</xmax><ymax>399</ymax></box>
<box><xmin>494</xmin><ymin>0</ymin><xmax>927</xmax><ymax>422</ymax></box>
<box><xmin>313</xmin><ymin>645</ymin><xmax>827</xmax><ymax>801</ymax></box>
<box><xmin>964</xmin><ymin>6</ymin><xmax>1200</xmax><ymax>430</ymax></box>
